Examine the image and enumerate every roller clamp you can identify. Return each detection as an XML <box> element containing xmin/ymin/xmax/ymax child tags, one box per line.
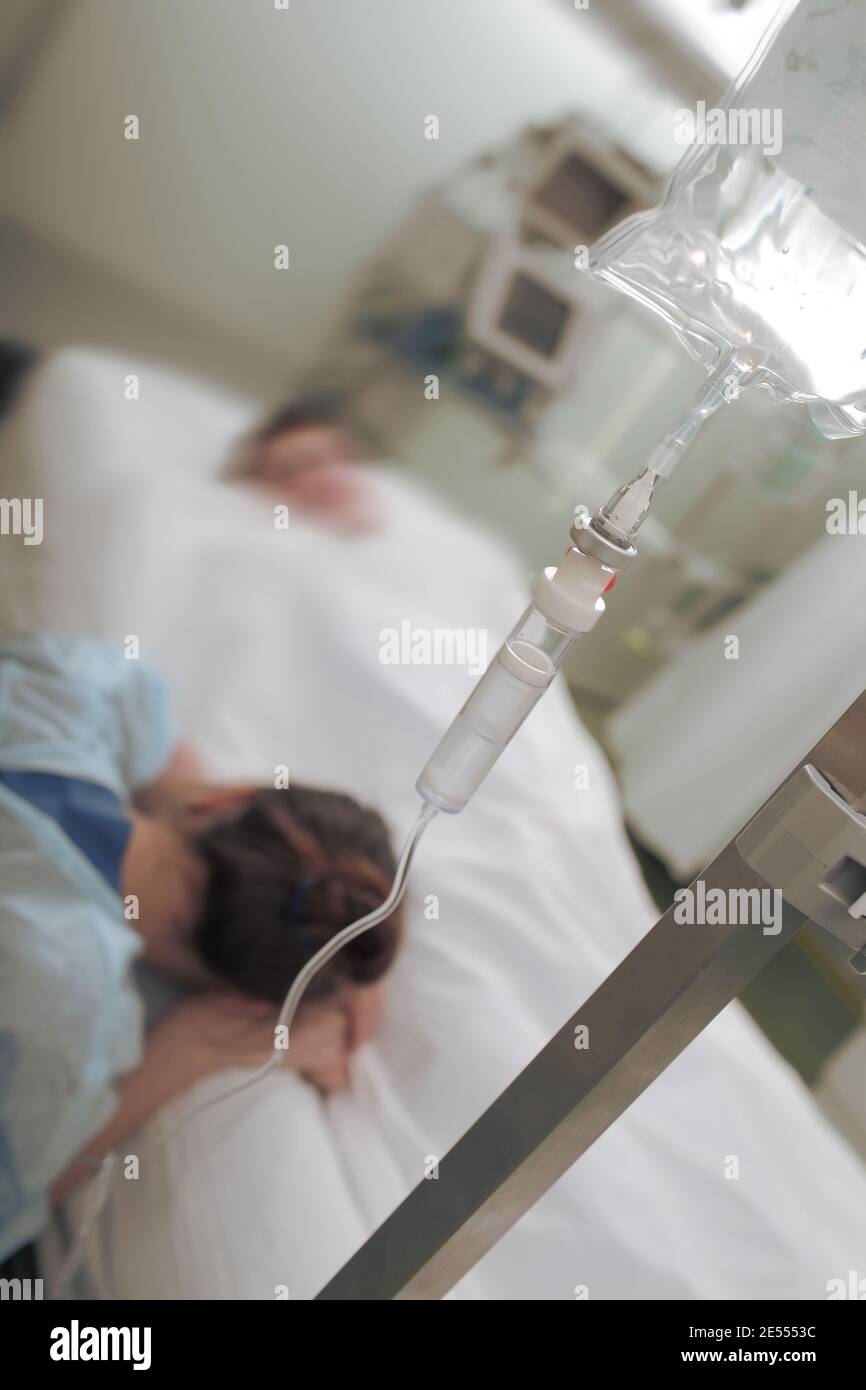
<box><xmin>736</xmin><ymin>763</ymin><xmax>866</xmax><ymax>973</ymax></box>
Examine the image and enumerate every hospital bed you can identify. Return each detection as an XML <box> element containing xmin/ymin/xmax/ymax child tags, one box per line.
<box><xmin>2</xmin><ymin>347</ymin><xmax>866</xmax><ymax>1299</ymax></box>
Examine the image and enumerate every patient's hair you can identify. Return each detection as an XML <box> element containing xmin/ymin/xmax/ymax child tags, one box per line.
<box><xmin>254</xmin><ymin>394</ymin><xmax>381</xmax><ymax>458</ymax></box>
<box><xmin>193</xmin><ymin>786</ymin><xmax>401</xmax><ymax>1004</ymax></box>
<box><xmin>257</xmin><ymin>395</ymin><xmax>347</xmax><ymax>443</ymax></box>
<box><xmin>227</xmin><ymin>394</ymin><xmax>381</xmax><ymax>482</ymax></box>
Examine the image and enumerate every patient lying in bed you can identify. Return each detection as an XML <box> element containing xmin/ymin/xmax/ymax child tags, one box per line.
<box><xmin>0</xmin><ymin>633</ymin><xmax>402</xmax><ymax>1265</ymax></box>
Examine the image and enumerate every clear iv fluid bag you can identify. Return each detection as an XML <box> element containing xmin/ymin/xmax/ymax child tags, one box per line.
<box><xmin>590</xmin><ymin>0</ymin><xmax>866</xmax><ymax>439</ymax></box>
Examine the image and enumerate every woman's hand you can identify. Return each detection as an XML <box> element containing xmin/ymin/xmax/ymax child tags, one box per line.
<box><xmin>53</xmin><ymin>988</ymin><xmax>361</xmax><ymax>1203</ymax></box>
<box><xmin>289</xmin><ymin>1004</ymin><xmax>352</xmax><ymax>1093</ymax></box>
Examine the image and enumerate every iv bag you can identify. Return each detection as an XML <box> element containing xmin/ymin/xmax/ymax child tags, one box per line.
<box><xmin>590</xmin><ymin>0</ymin><xmax>866</xmax><ymax>439</ymax></box>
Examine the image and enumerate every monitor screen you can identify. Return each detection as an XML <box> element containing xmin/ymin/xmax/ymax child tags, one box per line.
<box><xmin>498</xmin><ymin>272</ymin><xmax>571</xmax><ymax>359</ymax></box>
<box><xmin>532</xmin><ymin>152</ymin><xmax>629</xmax><ymax>238</ymax></box>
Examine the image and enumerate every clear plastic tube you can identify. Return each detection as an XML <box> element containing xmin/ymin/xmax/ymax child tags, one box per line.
<box><xmin>507</xmin><ymin>604</ymin><xmax>578</xmax><ymax>671</ymax></box>
<box><xmin>593</xmin><ymin>353</ymin><xmax>756</xmax><ymax>548</ymax></box>
<box><xmin>416</xmin><ymin>605</ymin><xmax>580</xmax><ymax>814</ymax></box>
<box><xmin>417</xmin><ymin>352</ymin><xmax>759</xmax><ymax>820</ymax></box>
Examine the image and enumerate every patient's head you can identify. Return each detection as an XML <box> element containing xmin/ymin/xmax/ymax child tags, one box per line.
<box><xmin>234</xmin><ymin>399</ymin><xmax>380</xmax><ymax>531</ymax></box>
<box><xmin>191</xmin><ymin>785</ymin><xmax>401</xmax><ymax>1008</ymax></box>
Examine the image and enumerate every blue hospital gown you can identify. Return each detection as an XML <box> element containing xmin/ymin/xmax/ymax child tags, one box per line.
<box><xmin>0</xmin><ymin>634</ymin><xmax>175</xmax><ymax>1260</ymax></box>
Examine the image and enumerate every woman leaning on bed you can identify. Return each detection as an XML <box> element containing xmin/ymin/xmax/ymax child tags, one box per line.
<box><xmin>0</xmin><ymin>633</ymin><xmax>403</xmax><ymax>1272</ymax></box>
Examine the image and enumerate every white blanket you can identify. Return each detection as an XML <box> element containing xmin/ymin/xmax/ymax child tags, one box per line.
<box><xmin>4</xmin><ymin>348</ymin><xmax>866</xmax><ymax>1300</ymax></box>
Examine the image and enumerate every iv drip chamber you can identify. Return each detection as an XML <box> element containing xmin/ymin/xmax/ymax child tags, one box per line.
<box><xmin>416</xmin><ymin>546</ymin><xmax>616</xmax><ymax>814</ymax></box>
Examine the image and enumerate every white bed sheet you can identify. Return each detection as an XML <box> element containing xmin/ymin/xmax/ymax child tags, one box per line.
<box><xmin>3</xmin><ymin>348</ymin><xmax>866</xmax><ymax>1300</ymax></box>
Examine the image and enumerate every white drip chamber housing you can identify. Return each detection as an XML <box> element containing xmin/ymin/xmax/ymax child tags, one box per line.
<box><xmin>417</xmin><ymin>547</ymin><xmax>613</xmax><ymax>814</ymax></box>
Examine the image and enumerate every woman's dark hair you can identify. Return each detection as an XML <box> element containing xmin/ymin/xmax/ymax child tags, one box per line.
<box><xmin>252</xmin><ymin>393</ymin><xmax>382</xmax><ymax>458</ymax></box>
<box><xmin>257</xmin><ymin>395</ymin><xmax>345</xmax><ymax>442</ymax></box>
<box><xmin>193</xmin><ymin>786</ymin><xmax>401</xmax><ymax>1005</ymax></box>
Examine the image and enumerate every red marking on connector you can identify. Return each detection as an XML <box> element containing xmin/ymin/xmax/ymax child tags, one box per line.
<box><xmin>603</xmin><ymin>573</ymin><xmax>617</xmax><ymax>594</ymax></box>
